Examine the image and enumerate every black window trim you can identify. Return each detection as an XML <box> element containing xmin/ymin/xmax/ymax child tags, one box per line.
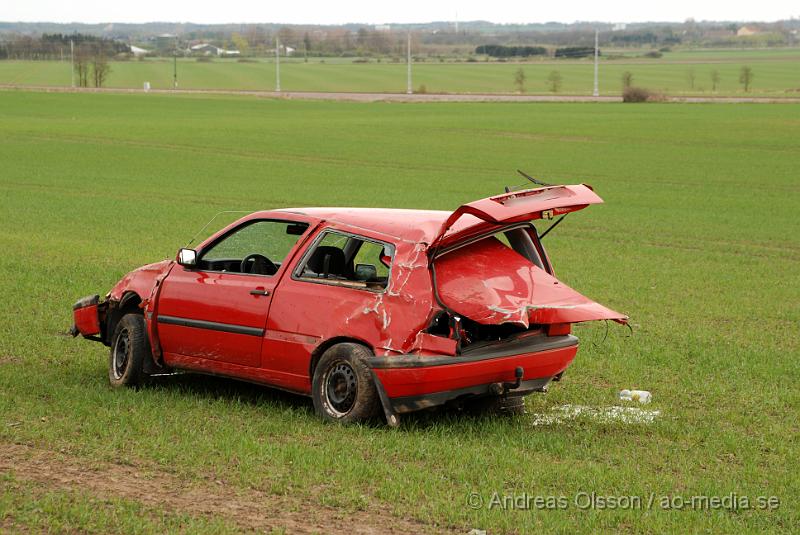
<box><xmin>291</xmin><ymin>228</ymin><xmax>395</xmax><ymax>294</ymax></box>
<box><xmin>433</xmin><ymin>222</ymin><xmax>552</xmax><ymax>274</ymax></box>
<box><xmin>189</xmin><ymin>218</ymin><xmax>311</xmax><ymax>279</ymax></box>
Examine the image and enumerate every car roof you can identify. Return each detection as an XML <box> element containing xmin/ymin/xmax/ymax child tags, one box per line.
<box><xmin>268</xmin><ymin>207</ymin><xmax>480</xmax><ymax>243</ymax></box>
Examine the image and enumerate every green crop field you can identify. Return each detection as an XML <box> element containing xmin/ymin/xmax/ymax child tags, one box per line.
<box><xmin>0</xmin><ymin>90</ymin><xmax>798</xmax><ymax>533</ymax></box>
<box><xmin>1</xmin><ymin>47</ymin><xmax>800</xmax><ymax>96</ymax></box>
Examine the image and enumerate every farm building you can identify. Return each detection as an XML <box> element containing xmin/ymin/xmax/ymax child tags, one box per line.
<box><xmin>190</xmin><ymin>43</ymin><xmax>240</xmax><ymax>57</ymax></box>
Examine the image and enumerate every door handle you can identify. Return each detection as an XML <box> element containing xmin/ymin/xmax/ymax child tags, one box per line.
<box><xmin>249</xmin><ymin>289</ymin><xmax>271</xmax><ymax>296</ymax></box>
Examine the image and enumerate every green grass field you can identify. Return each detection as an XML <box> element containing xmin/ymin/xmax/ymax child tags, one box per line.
<box><xmin>2</xmin><ymin>47</ymin><xmax>800</xmax><ymax>96</ymax></box>
<box><xmin>0</xmin><ymin>90</ymin><xmax>798</xmax><ymax>533</ymax></box>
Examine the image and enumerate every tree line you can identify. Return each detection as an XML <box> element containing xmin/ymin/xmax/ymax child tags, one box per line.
<box><xmin>476</xmin><ymin>45</ymin><xmax>598</xmax><ymax>58</ymax></box>
<box><xmin>0</xmin><ymin>33</ymin><xmax>128</xmax><ymax>61</ymax></box>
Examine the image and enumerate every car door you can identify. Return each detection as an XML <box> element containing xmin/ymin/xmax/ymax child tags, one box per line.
<box><xmin>156</xmin><ymin>219</ymin><xmax>310</xmax><ymax>367</ymax></box>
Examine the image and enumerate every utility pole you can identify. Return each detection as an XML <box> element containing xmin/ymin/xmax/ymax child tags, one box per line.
<box><xmin>70</xmin><ymin>40</ymin><xmax>75</xmax><ymax>88</ymax></box>
<box><xmin>275</xmin><ymin>36</ymin><xmax>281</xmax><ymax>92</ymax></box>
<box><xmin>173</xmin><ymin>36</ymin><xmax>178</xmax><ymax>89</ymax></box>
<box><xmin>592</xmin><ymin>29</ymin><xmax>599</xmax><ymax>97</ymax></box>
<box><xmin>406</xmin><ymin>32</ymin><xmax>412</xmax><ymax>95</ymax></box>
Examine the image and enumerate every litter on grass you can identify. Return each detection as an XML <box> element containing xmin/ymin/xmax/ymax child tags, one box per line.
<box><xmin>530</xmin><ymin>404</ymin><xmax>661</xmax><ymax>426</ymax></box>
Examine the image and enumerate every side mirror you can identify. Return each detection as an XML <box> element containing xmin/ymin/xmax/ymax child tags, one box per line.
<box><xmin>177</xmin><ymin>248</ymin><xmax>197</xmax><ymax>267</ymax></box>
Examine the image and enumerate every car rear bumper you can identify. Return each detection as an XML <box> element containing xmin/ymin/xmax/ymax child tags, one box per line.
<box><xmin>369</xmin><ymin>334</ymin><xmax>578</xmax><ymax>414</ymax></box>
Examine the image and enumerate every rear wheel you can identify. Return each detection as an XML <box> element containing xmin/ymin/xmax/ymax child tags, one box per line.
<box><xmin>108</xmin><ymin>313</ymin><xmax>149</xmax><ymax>387</ymax></box>
<box><xmin>312</xmin><ymin>343</ymin><xmax>380</xmax><ymax>423</ymax></box>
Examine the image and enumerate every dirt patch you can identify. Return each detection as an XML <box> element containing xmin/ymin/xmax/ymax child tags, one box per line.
<box><xmin>0</xmin><ymin>355</ymin><xmax>20</xmax><ymax>365</ymax></box>
<box><xmin>0</xmin><ymin>442</ymin><xmax>450</xmax><ymax>534</ymax></box>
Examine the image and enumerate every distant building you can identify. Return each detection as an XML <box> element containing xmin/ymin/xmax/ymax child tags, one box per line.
<box><xmin>130</xmin><ymin>45</ymin><xmax>149</xmax><ymax>57</ymax></box>
<box><xmin>737</xmin><ymin>26</ymin><xmax>760</xmax><ymax>37</ymax></box>
<box><xmin>272</xmin><ymin>45</ymin><xmax>295</xmax><ymax>56</ymax></box>
<box><xmin>374</xmin><ymin>24</ymin><xmax>391</xmax><ymax>32</ymax></box>
<box><xmin>190</xmin><ymin>43</ymin><xmax>219</xmax><ymax>55</ymax></box>
<box><xmin>612</xmin><ymin>23</ymin><xmax>627</xmax><ymax>31</ymax></box>
<box><xmin>189</xmin><ymin>43</ymin><xmax>240</xmax><ymax>57</ymax></box>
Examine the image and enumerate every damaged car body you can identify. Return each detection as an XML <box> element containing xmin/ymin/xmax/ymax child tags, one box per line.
<box><xmin>72</xmin><ymin>183</ymin><xmax>627</xmax><ymax>425</ymax></box>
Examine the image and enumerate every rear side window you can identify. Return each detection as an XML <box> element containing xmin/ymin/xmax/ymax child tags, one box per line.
<box><xmin>296</xmin><ymin>231</ymin><xmax>393</xmax><ymax>291</ymax></box>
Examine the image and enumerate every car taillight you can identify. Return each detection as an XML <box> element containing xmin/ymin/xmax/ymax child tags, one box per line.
<box><xmin>547</xmin><ymin>323</ymin><xmax>571</xmax><ymax>336</ymax></box>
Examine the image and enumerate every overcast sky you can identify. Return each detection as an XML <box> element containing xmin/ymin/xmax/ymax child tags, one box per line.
<box><xmin>2</xmin><ymin>0</ymin><xmax>797</xmax><ymax>25</ymax></box>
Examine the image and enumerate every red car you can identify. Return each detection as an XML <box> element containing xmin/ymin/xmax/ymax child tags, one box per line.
<box><xmin>72</xmin><ymin>184</ymin><xmax>626</xmax><ymax>425</ymax></box>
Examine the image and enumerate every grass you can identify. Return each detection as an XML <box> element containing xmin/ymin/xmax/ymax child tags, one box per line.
<box><xmin>1</xmin><ymin>473</ymin><xmax>242</xmax><ymax>534</ymax></box>
<box><xmin>1</xmin><ymin>47</ymin><xmax>799</xmax><ymax>96</ymax></box>
<box><xmin>0</xmin><ymin>90</ymin><xmax>798</xmax><ymax>533</ymax></box>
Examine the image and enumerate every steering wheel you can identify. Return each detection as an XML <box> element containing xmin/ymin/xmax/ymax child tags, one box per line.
<box><xmin>240</xmin><ymin>253</ymin><xmax>277</xmax><ymax>275</ymax></box>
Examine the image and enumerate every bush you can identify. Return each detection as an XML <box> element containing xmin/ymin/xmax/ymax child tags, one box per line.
<box><xmin>643</xmin><ymin>51</ymin><xmax>663</xmax><ymax>58</ymax></box>
<box><xmin>622</xmin><ymin>86</ymin><xmax>652</xmax><ymax>102</ymax></box>
<box><xmin>475</xmin><ymin>44</ymin><xmax>547</xmax><ymax>58</ymax></box>
<box><xmin>416</xmin><ymin>84</ymin><xmax>427</xmax><ymax>94</ymax></box>
<box><xmin>555</xmin><ymin>46</ymin><xmax>596</xmax><ymax>58</ymax></box>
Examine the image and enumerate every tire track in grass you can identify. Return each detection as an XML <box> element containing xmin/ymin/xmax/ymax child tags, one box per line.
<box><xmin>0</xmin><ymin>441</ymin><xmax>452</xmax><ymax>534</ymax></box>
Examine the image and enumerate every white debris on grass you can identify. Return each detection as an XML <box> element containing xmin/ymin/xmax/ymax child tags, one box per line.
<box><xmin>530</xmin><ymin>404</ymin><xmax>661</xmax><ymax>426</ymax></box>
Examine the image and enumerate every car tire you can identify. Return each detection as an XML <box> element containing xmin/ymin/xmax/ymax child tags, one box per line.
<box><xmin>108</xmin><ymin>313</ymin><xmax>149</xmax><ymax>388</ymax></box>
<box><xmin>465</xmin><ymin>394</ymin><xmax>526</xmax><ymax>416</ymax></box>
<box><xmin>312</xmin><ymin>343</ymin><xmax>380</xmax><ymax>423</ymax></box>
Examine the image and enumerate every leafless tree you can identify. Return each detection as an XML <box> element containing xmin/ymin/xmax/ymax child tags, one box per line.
<box><xmin>710</xmin><ymin>70</ymin><xmax>720</xmax><ymax>92</ymax></box>
<box><xmin>546</xmin><ymin>70</ymin><xmax>563</xmax><ymax>93</ymax></box>
<box><xmin>91</xmin><ymin>46</ymin><xmax>111</xmax><ymax>88</ymax></box>
<box><xmin>513</xmin><ymin>68</ymin><xmax>526</xmax><ymax>93</ymax></box>
<box><xmin>622</xmin><ymin>71</ymin><xmax>634</xmax><ymax>89</ymax></box>
<box><xmin>74</xmin><ymin>44</ymin><xmax>91</xmax><ymax>87</ymax></box>
<box><xmin>686</xmin><ymin>68</ymin><xmax>696</xmax><ymax>89</ymax></box>
<box><xmin>739</xmin><ymin>66</ymin><xmax>754</xmax><ymax>92</ymax></box>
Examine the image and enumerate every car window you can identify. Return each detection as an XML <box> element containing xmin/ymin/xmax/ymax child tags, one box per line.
<box><xmin>297</xmin><ymin>231</ymin><xmax>393</xmax><ymax>291</ymax></box>
<box><xmin>198</xmin><ymin>220</ymin><xmax>308</xmax><ymax>275</ymax></box>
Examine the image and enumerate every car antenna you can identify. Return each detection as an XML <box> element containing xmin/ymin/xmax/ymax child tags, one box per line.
<box><xmin>185</xmin><ymin>210</ymin><xmax>251</xmax><ymax>248</ymax></box>
<box><xmin>517</xmin><ymin>169</ymin><xmax>555</xmax><ymax>187</ymax></box>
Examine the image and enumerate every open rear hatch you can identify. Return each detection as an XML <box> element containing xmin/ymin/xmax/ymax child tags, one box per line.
<box><xmin>431</xmin><ymin>184</ymin><xmax>627</xmax><ymax>328</ymax></box>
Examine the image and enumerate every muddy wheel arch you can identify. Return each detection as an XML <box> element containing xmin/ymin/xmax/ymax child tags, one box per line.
<box><xmin>105</xmin><ymin>291</ymin><xmax>143</xmax><ymax>346</ymax></box>
<box><xmin>309</xmin><ymin>336</ymin><xmax>374</xmax><ymax>378</ymax></box>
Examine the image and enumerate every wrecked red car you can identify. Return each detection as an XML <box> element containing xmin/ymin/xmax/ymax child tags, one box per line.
<box><xmin>72</xmin><ymin>184</ymin><xmax>626</xmax><ymax>425</ymax></box>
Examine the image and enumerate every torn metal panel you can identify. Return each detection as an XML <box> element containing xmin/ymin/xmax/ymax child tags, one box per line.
<box><xmin>434</xmin><ymin>236</ymin><xmax>627</xmax><ymax>327</ymax></box>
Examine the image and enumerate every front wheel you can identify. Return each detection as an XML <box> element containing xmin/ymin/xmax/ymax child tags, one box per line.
<box><xmin>312</xmin><ymin>343</ymin><xmax>380</xmax><ymax>423</ymax></box>
<box><xmin>108</xmin><ymin>313</ymin><xmax>149</xmax><ymax>387</ymax></box>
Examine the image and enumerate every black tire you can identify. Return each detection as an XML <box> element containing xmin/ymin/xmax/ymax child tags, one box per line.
<box><xmin>312</xmin><ymin>343</ymin><xmax>380</xmax><ymax>423</ymax></box>
<box><xmin>465</xmin><ymin>394</ymin><xmax>527</xmax><ymax>416</ymax></box>
<box><xmin>108</xmin><ymin>313</ymin><xmax>149</xmax><ymax>387</ymax></box>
